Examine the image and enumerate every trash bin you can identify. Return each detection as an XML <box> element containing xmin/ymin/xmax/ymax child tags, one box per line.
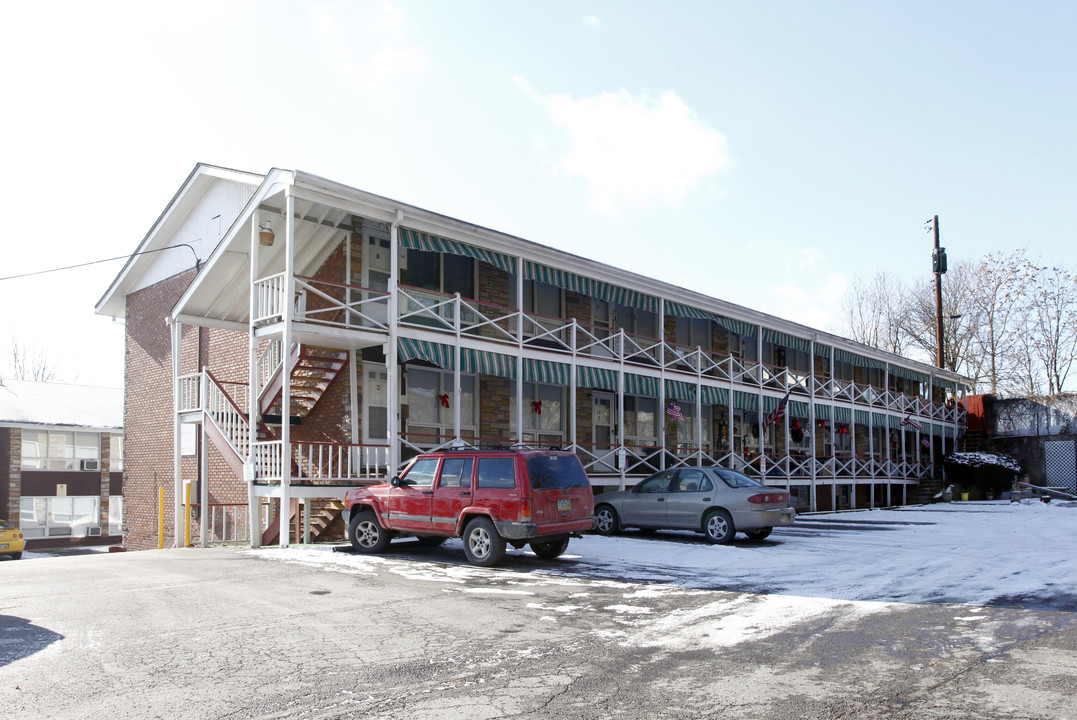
<box><xmin>960</xmin><ymin>492</ymin><xmax>969</xmax><ymax>501</ymax></box>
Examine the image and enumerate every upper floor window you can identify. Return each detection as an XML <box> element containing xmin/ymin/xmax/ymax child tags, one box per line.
<box><xmin>512</xmin><ymin>278</ymin><xmax>562</xmax><ymax>319</ymax></box>
<box><xmin>109</xmin><ymin>434</ymin><xmax>124</xmax><ymax>472</ymax></box>
<box><xmin>22</xmin><ymin>430</ymin><xmax>100</xmax><ymax>471</ymax></box>
<box><xmin>405</xmin><ymin>249</ymin><xmax>475</xmax><ymax>298</ymax></box>
<box><xmin>675</xmin><ymin>317</ymin><xmax>710</xmax><ymax>349</ymax></box>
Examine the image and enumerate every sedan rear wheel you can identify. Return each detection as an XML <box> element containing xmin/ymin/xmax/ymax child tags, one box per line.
<box><xmin>594</xmin><ymin>505</ymin><xmax>620</xmax><ymax>535</ymax></box>
<box><xmin>703</xmin><ymin>509</ymin><xmax>735</xmax><ymax>544</ymax></box>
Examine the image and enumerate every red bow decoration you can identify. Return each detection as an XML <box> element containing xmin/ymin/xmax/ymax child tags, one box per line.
<box><xmin>438</xmin><ymin>393</ymin><xmax>450</xmax><ymax>408</ymax></box>
<box><xmin>531</xmin><ymin>400</ymin><xmax>542</xmax><ymax>415</ymax></box>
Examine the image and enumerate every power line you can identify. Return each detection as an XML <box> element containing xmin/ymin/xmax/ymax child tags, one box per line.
<box><xmin>0</xmin><ymin>244</ymin><xmax>200</xmax><ymax>282</ymax></box>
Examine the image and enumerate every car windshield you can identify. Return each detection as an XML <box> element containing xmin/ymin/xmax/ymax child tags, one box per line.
<box><xmin>0</xmin><ymin>519</ymin><xmax>12</xmax><ymax>529</ymax></box>
<box><xmin>714</xmin><ymin>469</ymin><xmax>763</xmax><ymax>488</ymax></box>
<box><xmin>527</xmin><ymin>455</ymin><xmax>590</xmax><ymax>490</ymax></box>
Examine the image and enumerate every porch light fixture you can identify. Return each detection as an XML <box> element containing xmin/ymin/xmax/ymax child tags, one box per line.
<box><xmin>259</xmin><ymin>220</ymin><xmax>275</xmax><ymax>246</ymax></box>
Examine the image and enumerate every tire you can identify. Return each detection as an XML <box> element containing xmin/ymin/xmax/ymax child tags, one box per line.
<box><xmin>8</xmin><ymin>552</ymin><xmax>22</xmax><ymax>560</ymax></box>
<box><xmin>349</xmin><ymin>510</ymin><xmax>392</xmax><ymax>553</ymax></box>
<box><xmin>530</xmin><ymin>537</ymin><xmax>570</xmax><ymax>560</ymax></box>
<box><xmin>594</xmin><ymin>505</ymin><xmax>620</xmax><ymax>535</ymax></box>
<box><xmin>414</xmin><ymin>536</ymin><xmax>447</xmax><ymax>547</ymax></box>
<box><xmin>702</xmin><ymin>509</ymin><xmax>735</xmax><ymax>544</ymax></box>
<box><xmin>462</xmin><ymin>517</ymin><xmax>506</xmax><ymax>567</ymax></box>
<box><xmin>744</xmin><ymin>527</ymin><xmax>773</xmax><ymax>541</ymax></box>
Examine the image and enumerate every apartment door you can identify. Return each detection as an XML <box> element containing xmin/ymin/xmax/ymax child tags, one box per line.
<box><xmin>593</xmin><ymin>392</ymin><xmax>617</xmax><ymax>472</ymax></box>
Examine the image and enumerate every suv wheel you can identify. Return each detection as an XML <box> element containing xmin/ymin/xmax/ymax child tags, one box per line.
<box><xmin>349</xmin><ymin>510</ymin><xmax>391</xmax><ymax>553</ymax></box>
<box><xmin>462</xmin><ymin>517</ymin><xmax>506</xmax><ymax>567</ymax></box>
<box><xmin>529</xmin><ymin>537</ymin><xmax>570</xmax><ymax>560</ymax></box>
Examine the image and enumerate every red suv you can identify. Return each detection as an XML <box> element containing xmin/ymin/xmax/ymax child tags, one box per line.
<box><xmin>344</xmin><ymin>448</ymin><xmax>595</xmax><ymax>566</ymax></box>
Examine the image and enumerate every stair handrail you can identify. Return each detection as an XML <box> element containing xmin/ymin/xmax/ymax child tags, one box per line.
<box><xmin>256</xmin><ymin>339</ymin><xmax>284</xmax><ymax>401</ymax></box>
<box><xmin>203</xmin><ymin>369</ymin><xmax>251</xmax><ymax>460</ymax></box>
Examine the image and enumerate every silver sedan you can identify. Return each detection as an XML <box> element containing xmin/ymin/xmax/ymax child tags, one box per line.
<box><xmin>593</xmin><ymin>467</ymin><xmax>795</xmax><ymax>543</ymax></box>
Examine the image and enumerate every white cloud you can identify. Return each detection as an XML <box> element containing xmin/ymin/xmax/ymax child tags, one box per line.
<box><xmin>518</xmin><ymin>81</ymin><xmax>733</xmax><ymax>213</ymax></box>
<box><xmin>582</xmin><ymin>15</ymin><xmax>601</xmax><ymax>28</ymax></box>
<box><xmin>308</xmin><ymin>0</ymin><xmax>427</xmax><ymax>99</ymax></box>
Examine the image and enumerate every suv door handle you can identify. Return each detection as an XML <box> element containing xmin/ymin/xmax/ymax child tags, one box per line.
<box><xmin>459</xmin><ymin>491</ymin><xmax>471</xmax><ymax>496</ymax></box>
<box><xmin>422</xmin><ymin>491</ymin><xmax>433</xmax><ymax>496</ymax></box>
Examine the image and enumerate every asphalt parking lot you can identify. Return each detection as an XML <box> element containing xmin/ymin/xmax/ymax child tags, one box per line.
<box><xmin>3</xmin><ymin>510</ymin><xmax>1077</xmax><ymax>720</ymax></box>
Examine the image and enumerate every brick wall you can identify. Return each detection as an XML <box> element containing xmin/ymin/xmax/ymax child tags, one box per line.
<box><xmin>1</xmin><ymin>428</ymin><xmax>17</xmax><ymax>525</ymax></box>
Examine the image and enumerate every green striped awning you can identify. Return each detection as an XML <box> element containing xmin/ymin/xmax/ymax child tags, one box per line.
<box><xmin>733</xmin><ymin>391</ymin><xmax>758</xmax><ymax>412</ymax></box>
<box><xmin>577</xmin><ymin>366</ymin><xmax>617</xmax><ymax>391</ymax></box>
<box><xmin>399</xmin><ymin>228</ymin><xmax>515</xmax><ymax>275</ymax></box>
<box><xmin>814</xmin><ymin>343</ymin><xmax>831</xmax><ymax>358</ymax></box>
<box><xmin>834</xmin><ymin>406</ymin><xmax>852</xmax><ymax>423</ymax></box>
<box><xmin>700</xmin><ymin>385</ymin><xmax>728</xmax><ymax>406</ymax></box>
<box><xmin>815</xmin><ymin>404</ymin><xmax>831</xmax><ymax>420</ymax></box>
<box><xmin>524</xmin><ymin>261</ymin><xmax>657</xmax><ymax>312</ymax></box>
<box><xmin>932</xmin><ymin>377</ymin><xmax>956</xmax><ymax>390</ymax></box>
<box><xmin>398</xmin><ymin>338</ymin><xmax>453</xmax><ymax>369</ymax></box>
<box><xmin>888</xmin><ymin>414</ymin><xmax>903</xmax><ymax>429</ymax></box>
<box><xmin>834</xmin><ymin>348</ymin><xmax>886</xmax><ymax>370</ymax></box>
<box><xmin>761</xmin><ymin>328</ymin><xmax>809</xmax><ymax>353</ymax></box>
<box><xmin>872</xmin><ymin>412</ymin><xmax>888</xmax><ymax>427</ymax></box>
<box><xmin>719</xmin><ymin>317</ymin><xmax>758</xmax><ymax>339</ymax></box>
<box><xmin>524</xmin><ymin>358</ymin><xmax>567</xmax><ymax>385</ymax></box>
<box><xmin>890</xmin><ymin>365</ymin><xmax>929</xmax><ymax>384</ymax></box>
<box><xmin>665</xmin><ymin>301</ymin><xmax>719</xmax><ymax>321</ymax></box>
<box><xmin>931</xmin><ymin>423</ymin><xmax>943</xmax><ymax>437</ymax></box>
<box><xmin>625</xmin><ymin>373</ymin><xmax>659</xmax><ymax>397</ymax></box>
<box><xmin>460</xmin><ymin>348</ymin><xmax>516</xmax><ymax>379</ymax></box>
<box><xmin>789</xmin><ymin>400</ymin><xmax>809</xmax><ymax>418</ymax></box>
<box><xmin>945</xmin><ymin>425</ymin><xmax>955</xmax><ymax>439</ymax></box>
<box><xmin>855</xmin><ymin>409</ymin><xmax>870</xmax><ymax>426</ymax></box>
<box><xmin>665</xmin><ymin>379</ymin><xmax>696</xmax><ymax>402</ymax></box>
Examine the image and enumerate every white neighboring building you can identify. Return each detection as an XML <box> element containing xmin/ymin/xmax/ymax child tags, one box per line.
<box><xmin>0</xmin><ymin>378</ymin><xmax>123</xmax><ymax>545</ymax></box>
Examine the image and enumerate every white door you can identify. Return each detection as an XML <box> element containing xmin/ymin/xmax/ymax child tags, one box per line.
<box><xmin>362</xmin><ymin>364</ymin><xmax>389</xmax><ymax>469</ymax></box>
<box><xmin>593</xmin><ymin>392</ymin><xmax>617</xmax><ymax>473</ymax></box>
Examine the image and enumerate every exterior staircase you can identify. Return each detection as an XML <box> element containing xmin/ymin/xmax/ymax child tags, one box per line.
<box><xmin>960</xmin><ymin>429</ymin><xmax>983</xmax><ymax>452</ymax></box>
<box><xmin>261</xmin><ymin>498</ymin><xmax>346</xmax><ymax>545</ymax></box>
<box><xmin>913</xmin><ymin>476</ymin><xmax>946</xmax><ymax>505</ymax></box>
<box><xmin>261</xmin><ymin>345</ymin><xmax>349</xmax><ymax>421</ymax></box>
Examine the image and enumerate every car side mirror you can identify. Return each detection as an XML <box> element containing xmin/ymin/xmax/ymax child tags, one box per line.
<box><xmin>390</xmin><ymin>476</ymin><xmax>402</xmax><ymax>487</ymax></box>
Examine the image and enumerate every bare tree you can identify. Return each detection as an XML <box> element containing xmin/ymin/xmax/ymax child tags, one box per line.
<box><xmin>1023</xmin><ymin>262</ymin><xmax>1077</xmax><ymax>394</ymax></box>
<box><xmin>10</xmin><ymin>336</ymin><xmax>60</xmax><ymax>382</ymax></box>
<box><xmin>965</xmin><ymin>250</ymin><xmax>1035</xmax><ymax>396</ymax></box>
<box><xmin>840</xmin><ymin>269</ymin><xmax>910</xmax><ymax>355</ymax></box>
<box><xmin>903</xmin><ymin>259</ymin><xmax>978</xmax><ymax>380</ymax></box>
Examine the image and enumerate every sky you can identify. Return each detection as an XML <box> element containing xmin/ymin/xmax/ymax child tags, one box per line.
<box><xmin>2</xmin><ymin>1</ymin><xmax>1075</xmax><ymax>389</ymax></box>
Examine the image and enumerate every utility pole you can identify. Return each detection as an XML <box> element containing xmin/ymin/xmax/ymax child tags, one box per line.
<box><xmin>930</xmin><ymin>215</ymin><xmax>947</xmax><ymax>368</ymax></box>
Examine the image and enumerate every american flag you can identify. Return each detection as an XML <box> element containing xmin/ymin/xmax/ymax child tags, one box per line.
<box><xmin>921</xmin><ymin>437</ymin><xmax>931</xmax><ymax>448</ymax></box>
<box><xmin>900</xmin><ymin>413</ymin><xmax>923</xmax><ymax>431</ymax></box>
<box><xmin>763</xmin><ymin>391</ymin><xmax>790</xmax><ymax>431</ymax></box>
<box><xmin>666</xmin><ymin>402</ymin><xmax>685</xmax><ymax>422</ymax></box>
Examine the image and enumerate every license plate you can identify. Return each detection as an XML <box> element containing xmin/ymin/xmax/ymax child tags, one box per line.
<box><xmin>557</xmin><ymin>499</ymin><xmax>572</xmax><ymax>512</ymax></box>
<box><xmin>0</xmin><ymin>543</ymin><xmax>7</xmax><ymax>549</ymax></box>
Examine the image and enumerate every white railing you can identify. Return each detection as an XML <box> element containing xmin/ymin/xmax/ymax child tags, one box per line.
<box><xmin>253</xmin><ymin>272</ymin><xmax>288</xmax><ymax>324</ymax></box>
<box><xmin>256</xmin><ymin>339</ymin><xmax>283</xmax><ymax>401</ymax></box>
<box><xmin>178</xmin><ymin>373</ymin><xmax>201</xmax><ymax>411</ymax></box>
<box><xmin>292</xmin><ymin>442</ymin><xmax>389</xmax><ymax>481</ymax></box>
<box><xmin>204</xmin><ymin>372</ymin><xmax>251</xmax><ymax>460</ymax></box>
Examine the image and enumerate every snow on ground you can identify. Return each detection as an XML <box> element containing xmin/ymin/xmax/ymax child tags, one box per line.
<box><xmin>248</xmin><ymin>501</ymin><xmax>1077</xmax><ymax>650</ymax></box>
<box><xmin>252</xmin><ymin>500</ymin><xmax>1077</xmax><ymax>608</ymax></box>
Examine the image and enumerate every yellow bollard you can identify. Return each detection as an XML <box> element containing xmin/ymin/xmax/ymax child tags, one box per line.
<box><xmin>158</xmin><ymin>486</ymin><xmax>165</xmax><ymax>550</ymax></box>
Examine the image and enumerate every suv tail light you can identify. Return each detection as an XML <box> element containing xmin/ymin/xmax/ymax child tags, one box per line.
<box><xmin>748</xmin><ymin>493</ymin><xmax>787</xmax><ymax>504</ymax></box>
<box><xmin>520</xmin><ymin>499</ymin><xmax>533</xmax><ymax>523</ymax></box>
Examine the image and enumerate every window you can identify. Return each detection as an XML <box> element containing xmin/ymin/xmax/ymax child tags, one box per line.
<box><xmin>19</xmin><ymin>495</ymin><xmax>100</xmax><ymax>538</ymax></box>
<box><xmin>623</xmin><ymin>395</ymin><xmax>657</xmax><ymax>446</ymax></box>
<box><xmin>615</xmin><ymin>303</ymin><xmax>657</xmax><ymax>339</ymax></box>
<box><xmin>404</xmin><ymin>249</ymin><xmax>476</xmax><ymax>299</ymax></box>
<box><xmin>526</xmin><ymin>455</ymin><xmax>589</xmax><ymax>489</ymax></box>
<box><xmin>406</xmin><ymin>368</ymin><xmax>477</xmax><ymax>446</ymax></box>
<box><xmin>675</xmin><ymin>403</ymin><xmax>713</xmax><ymax>450</ymax></box>
<box><xmin>512</xmin><ymin>278</ymin><xmax>562</xmax><ymax>319</ymax></box>
<box><xmin>22</xmin><ymin>431</ymin><xmax>100</xmax><ymax>471</ymax></box>
<box><xmin>635</xmin><ymin>472</ymin><xmax>673</xmax><ymax>493</ymax></box>
<box><xmin>402</xmin><ymin>457</ymin><xmax>439</xmax><ymax>487</ymax></box>
<box><xmin>109</xmin><ymin>434</ymin><xmax>124</xmax><ymax>472</ymax></box>
<box><xmin>675</xmin><ymin>317</ymin><xmax>709</xmax><ymax>349</ymax></box>
<box><xmin>510</xmin><ymin>382</ymin><xmax>565</xmax><ymax>444</ymax></box>
<box><xmin>674</xmin><ymin>469</ymin><xmax>711</xmax><ymax>493</ymax></box>
<box><xmin>439</xmin><ymin>457</ymin><xmax>473</xmax><ymax>488</ymax></box>
<box><xmin>477</xmin><ymin>457</ymin><xmax>516</xmax><ymax>489</ymax></box>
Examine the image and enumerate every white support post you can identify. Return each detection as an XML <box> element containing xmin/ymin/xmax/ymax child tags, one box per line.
<box><xmin>617</xmin><ymin>334</ymin><xmax>625</xmax><ymax>489</ymax></box>
<box><xmin>248</xmin><ymin>209</ymin><xmax>262</xmax><ymax>548</ymax></box>
<box><xmin>569</xmin><ymin>321</ymin><xmax>577</xmax><ymax>453</ymax></box>
<box><xmin>199</xmin><ymin>412</ymin><xmax>208</xmax><ymax>546</ymax></box>
<box><xmin>387</xmin><ymin>211</ymin><xmax>402</xmax><ymax>472</ymax></box>
<box><xmin>170</xmin><ymin>317</ymin><xmax>183</xmax><ymax>549</ymax></box>
<box><xmin>280</xmin><ymin>191</ymin><xmax>295</xmax><ymax>548</ymax></box>
<box><xmin>453</xmin><ymin>294</ymin><xmax>462</xmax><ymax>443</ymax></box>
